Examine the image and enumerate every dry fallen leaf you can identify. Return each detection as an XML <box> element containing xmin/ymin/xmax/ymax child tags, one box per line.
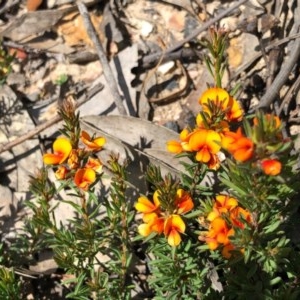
<box><xmin>56</xmin><ymin>12</ymin><xmax>103</xmax><ymax>47</ymax></box>
<box><xmin>227</xmin><ymin>36</ymin><xmax>244</xmax><ymax>69</ymax></box>
<box><xmin>26</xmin><ymin>0</ymin><xmax>43</xmax><ymax>11</ymax></box>
<box><xmin>0</xmin><ymin>8</ymin><xmax>74</xmax><ymax>42</ymax></box>
<box><xmin>167</xmin><ymin>10</ymin><xmax>186</xmax><ymax>32</ymax></box>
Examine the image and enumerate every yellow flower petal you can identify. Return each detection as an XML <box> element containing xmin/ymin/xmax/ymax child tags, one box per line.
<box><xmin>138</xmin><ymin>223</ymin><xmax>152</xmax><ymax>237</ymax></box>
<box><xmin>206</xmin><ymin>238</ymin><xmax>219</xmax><ymax>250</ymax></box>
<box><xmin>153</xmin><ymin>190</ymin><xmax>161</xmax><ymax>207</ymax></box>
<box><xmin>142</xmin><ymin>212</ymin><xmax>158</xmax><ymax>223</ymax></box>
<box><xmin>189</xmin><ymin>130</ymin><xmax>206</xmax><ymax>150</ymax></box>
<box><xmin>85</xmin><ymin>157</ymin><xmax>103</xmax><ymax>172</ymax></box>
<box><xmin>227</xmin><ymin>98</ymin><xmax>243</xmax><ymax>121</ymax></box>
<box><xmin>93</xmin><ymin>137</ymin><xmax>106</xmax><ymax>147</ymax></box>
<box><xmin>261</xmin><ymin>159</ymin><xmax>282</xmax><ymax>176</ymax></box>
<box><xmin>164</xmin><ymin>215</ymin><xmax>186</xmax><ymax>236</ymax></box>
<box><xmin>199</xmin><ymin>87</ymin><xmax>230</xmax><ymax>109</ymax></box>
<box><xmin>195</xmin><ymin>148</ymin><xmax>211</xmax><ymax>163</ymax></box>
<box><xmin>189</xmin><ymin>130</ymin><xmax>221</xmax><ymax>154</ymax></box>
<box><xmin>215</xmin><ymin>195</ymin><xmax>238</xmax><ymax>211</ymax></box>
<box><xmin>167</xmin><ymin>229</ymin><xmax>182</xmax><ymax>247</ymax></box>
<box><xmin>43</xmin><ymin>137</ymin><xmax>72</xmax><ymax>165</ymax></box>
<box><xmin>135</xmin><ymin>196</ymin><xmax>157</xmax><ymax>213</ymax></box>
<box><xmin>175</xmin><ymin>189</ymin><xmax>194</xmax><ymax>214</ymax></box>
<box><xmin>74</xmin><ymin>168</ymin><xmax>96</xmax><ymax>190</ymax></box>
<box><xmin>43</xmin><ymin>153</ymin><xmax>64</xmax><ymax>165</ymax></box>
<box><xmin>207</xmin><ymin>211</ymin><xmax>219</xmax><ymax>222</ymax></box>
<box><xmin>81</xmin><ymin>130</ymin><xmax>106</xmax><ymax>150</ymax></box>
<box><xmin>179</xmin><ymin>128</ymin><xmax>190</xmax><ymax>141</ymax></box>
<box><xmin>205</xmin><ymin>131</ymin><xmax>222</xmax><ymax>153</ymax></box>
<box><xmin>166</xmin><ymin>140</ymin><xmax>183</xmax><ymax>154</ymax></box>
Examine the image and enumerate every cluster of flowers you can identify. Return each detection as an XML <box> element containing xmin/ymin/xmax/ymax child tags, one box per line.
<box><xmin>200</xmin><ymin>195</ymin><xmax>252</xmax><ymax>258</ymax></box>
<box><xmin>167</xmin><ymin>87</ymin><xmax>284</xmax><ymax>175</ymax></box>
<box><xmin>167</xmin><ymin>87</ymin><xmax>244</xmax><ymax>169</ymax></box>
<box><xmin>43</xmin><ymin>131</ymin><xmax>105</xmax><ymax>191</ymax></box>
<box><xmin>135</xmin><ymin>189</ymin><xmax>194</xmax><ymax>246</ymax></box>
<box><xmin>135</xmin><ymin>87</ymin><xmax>286</xmax><ymax>251</ymax></box>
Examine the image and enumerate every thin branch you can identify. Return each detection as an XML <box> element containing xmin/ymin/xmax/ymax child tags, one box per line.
<box><xmin>231</xmin><ymin>33</ymin><xmax>300</xmax><ymax>81</ymax></box>
<box><xmin>255</xmin><ymin>0</ymin><xmax>300</xmax><ymax>110</ymax></box>
<box><xmin>77</xmin><ymin>1</ymin><xmax>127</xmax><ymax>115</ymax></box>
<box><xmin>0</xmin><ymin>84</ymin><xmax>104</xmax><ymax>154</ymax></box>
<box><xmin>255</xmin><ymin>37</ymin><xmax>300</xmax><ymax>109</ymax></box>
<box><xmin>278</xmin><ymin>74</ymin><xmax>300</xmax><ymax>114</ymax></box>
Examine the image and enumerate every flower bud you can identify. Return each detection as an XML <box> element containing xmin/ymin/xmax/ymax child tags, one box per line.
<box><xmin>261</xmin><ymin>159</ymin><xmax>282</xmax><ymax>176</ymax></box>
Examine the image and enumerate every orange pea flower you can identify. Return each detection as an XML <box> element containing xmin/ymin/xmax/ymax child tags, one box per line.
<box><xmin>43</xmin><ymin>138</ymin><xmax>72</xmax><ymax>165</ymax></box>
<box><xmin>55</xmin><ymin>166</ymin><xmax>68</xmax><ymax>180</ymax></box>
<box><xmin>167</xmin><ymin>128</ymin><xmax>192</xmax><ymax>154</ymax></box>
<box><xmin>199</xmin><ymin>87</ymin><xmax>243</xmax><ymax>122</ymax></box>
<box><xmin>175</xmin><ymin>189</ymin><xmax>194</xmax><ymax>214</ymax></box>
<box><xmin>231</xmin><ymin>137</ymin><xmax>254</xmax><ymax>162</ymax></box>
<box><xmin>221</xmin><ymin>128</ymin><xmax>244</xmax><ymax>150</ymax></box>
<box><xmin>207</xmin><ymin>153</ymin><xmax>222</xmax><ymax>170</ymax></box>
<box><xmin>135</xmin><ymin>191</ymin><xmax>160</xmax><ymax>214</ymax></box>
<box><xmin>222</xmin><ymin>128</ymin><xmax>254</xmax><ymax>162</ymax></box>
<box><xmin>138</xmin><ymin>212</ymin><xmax>164</xmax><ymax>237</ymax></box>
<box><xmin>230</xmin><ymin>207</ymin><xmax>252</xmax><ymax>229</ymax></box>
<box><xmin>199</xmin><ymin>87</ymin><xmax>230</xmax><ymax>110</ymax></box>
<box><xmin>205</xmin><ymin>217</ymin><xmax>234</xmax><ymax>250</ymax></box>
<box><xmin>226</xmin><ymin>97</ymin><xmax>243</xmax><ymax>122</ymax></box>
<box><xmin>68</xmin><ymin>149</ymin><xmax>79</xmax><ymax>169</ymax></box>
<box><xmin>136</xmin><ymin>189</ymin><xmax>193</xmax><ymax>246</ymax></box>
<box><xmin>85</xmin><ymin>157</ymin><xmax>103</xmax><ymax>172</ymax></box>
<box><xmin>207</xmin><ymin>195</ymin><xmax>238</xmax><ymax>222</ymax></box>
<box><xmin>164</xmin><ymin>215</ymin><xmax>186</xmax><ymax>247</ymax></box>
<box><xmin>189</xmin><ymin>129</ymin><xmax>221</xmax><ymax>163</ymax></box>
<box><xmin>222</xmin><ymin>243</ymin><xmax>235</xmax><ymax>259</ymax></box>
<box><xmin>74</xmin><ymin>168</ymin><xmax>96</xmax><ymax>191</ymax></box>
<box><xmin>196</xmin><ymin>111</ymin><xmax>211</xmax><ymax>129</ymax></box>
<box><xmin>261</xmin><ymin>159</ymin><xmax>282</xmax><ymax>176</ymax></box>
<box><xmin>166</xmin><ymin>140</ymin><xmax>183</xmax><ymax>154</ymax></box>
<box><xmin>81</xmin><ymin>130</ymin><xmax>106</xmax><ymax>150</ymax></box>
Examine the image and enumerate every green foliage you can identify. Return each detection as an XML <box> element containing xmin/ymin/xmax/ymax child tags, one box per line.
<box><xmin>0</xmin><ymin>41</ymin><xmax>15</xmax><ymax>84</ymax></box>
<box><xmin>0</xmin><ymin>264</ymin><xmax>21</xmax><ymax>300</ymax></box>
<box><xmin>146</xmin><ymin>240</ymin><xmax>209</xmax><ymax>299</ymax></box>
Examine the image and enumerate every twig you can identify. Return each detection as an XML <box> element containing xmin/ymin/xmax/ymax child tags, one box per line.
<box><xmin>77</xmin><ymin>2</ymin><xmax>127</xmax><ymax>115</ymax></box>
<box><xmin>255</xmin><ymin>0</ymin><xmax>300</xmax><ymax>110</ymax></box>
<box><xmin>255</xmin><ymin>39</ymin><xmax>300</xmax><ymax>109</ymax></box>
<box><xmin>0</xmin><ymin>84</ymin><xmax>104</xmax><ymax>154</ymax></box>
<box><xmin>278</xmin><ymin>74</ymin><xmax>300</xmax><ymax>115</ymax></box>
<box><xmin>141</xmin><ymin>0</ymin><xmax>249</xmax><ymax>66</ymax></box>
<box><xmin>0</xmin><ymin>0</ymin><xmax>19</xmax><ymax>15</ymax></box>
<box><xmin>231</xmin><ymin>33</ymin><xmax>300</xmax><ymax>81</ymax></box>
<box><xmin>138</xmin><ymin>47</ymin><xmax>201</xmax><ymax>70</ymax></box>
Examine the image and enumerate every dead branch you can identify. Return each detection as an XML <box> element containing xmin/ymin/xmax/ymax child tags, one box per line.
<box><xmin>255</xmin><ymin>0</ymin><xmax>300</xmax><ymax>110</ymax></box>
<box><xmin>0</xmin><ymin>84</ymin><xmax>104</xmax><ymax>154</ymax></box>
<box><xmin>77</xmin><ymin>1</ymin><xmax>127</xmax><ymax>115</ymax></box>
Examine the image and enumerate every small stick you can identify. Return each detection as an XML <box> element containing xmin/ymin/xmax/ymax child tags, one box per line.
<box><xmin>0</xmin><ymin>84</ymin><xmax>103</xmax><ymax>154</ymax></box>
<box><xmin>255</xmin><ymin>0</ymin><xmax>300</xmax><ymax>110</ymax></box>
<box><xmin>77</xmin><ymin>2</ymin><xmax>127</xmax><ymax>116</ymax></box>
<box><xmin>278</xmin><ymin>74</ymin><xmax>300</xmax><ymax>115</ymax></box>
<box><xmin>255</xmin><ymin>38</ymin><xmax>300</xmax><ymax>109</ymax></box>
<box><xmin>231</xmin><ymin>33</ymin><xmax>300</xmax><ymax>81</ymax></box>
